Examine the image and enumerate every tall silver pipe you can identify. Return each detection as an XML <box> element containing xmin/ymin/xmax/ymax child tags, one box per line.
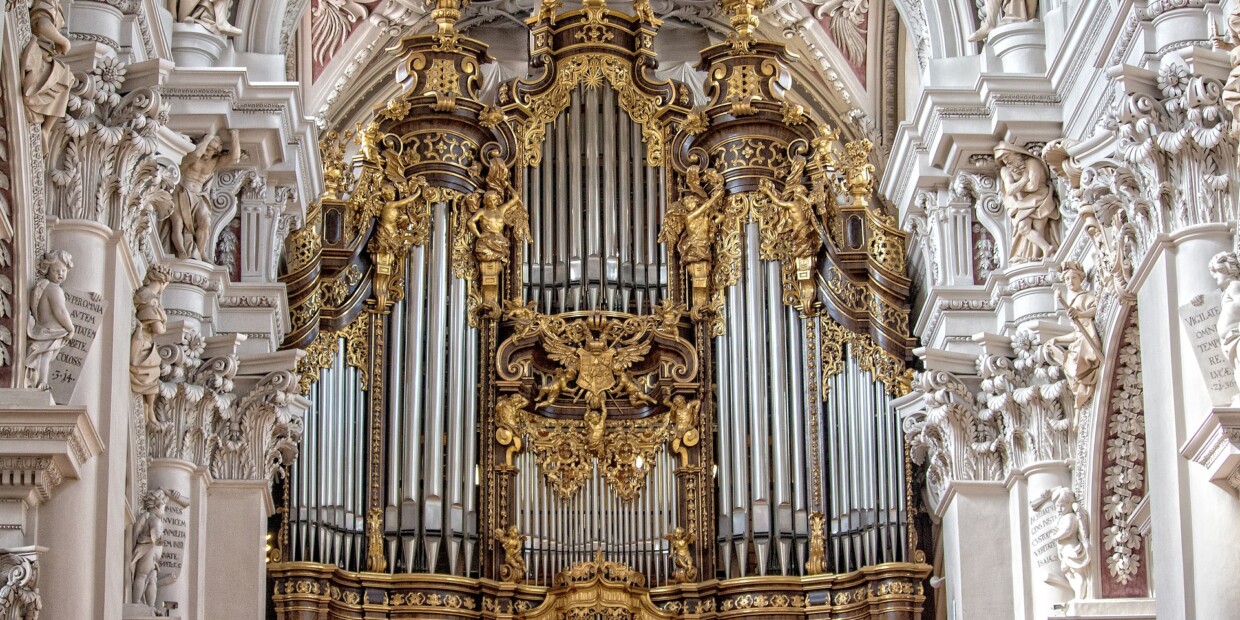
<box><xmin>422</xmin><ymin>203</ymin><xmax>450</xmax><ymax>568</ymax></box>
<box><xmin>403</xmin><ymin>245</ymin><xmax>428</xmax><ymax>548</ymax></box>
<box><xmin>555</xmin><ymin>108</ymin><xmax>569</xmax><ymax>312</ymax></box>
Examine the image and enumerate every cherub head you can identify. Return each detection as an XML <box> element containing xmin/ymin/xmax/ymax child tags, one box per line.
<box><xmin>1210</xmin><ymin>251</ymin><xmax>1240</xmax><ymax>288</ymax></box>
<box><xmin>38</xmin><ymin>250</ymin><xmax>73</xmax><ymax>284</ymax></box>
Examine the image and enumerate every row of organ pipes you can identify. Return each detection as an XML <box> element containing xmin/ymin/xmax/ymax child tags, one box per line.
<box><xmin>284</xmin><ymin>85</ymin><xmax>908</xmax><ymax>581</ymax></box>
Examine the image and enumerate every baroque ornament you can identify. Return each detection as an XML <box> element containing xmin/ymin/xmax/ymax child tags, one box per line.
<box><xmin>1212</xmin><ymin>251</ymin><xmax>1240</xmax><ymax>406</ymax></box>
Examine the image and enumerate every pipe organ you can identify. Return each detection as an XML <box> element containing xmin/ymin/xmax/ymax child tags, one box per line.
<box><xmin>273</xmin><ymin>0</ymin><xmax>930</xmax><ymax>617</ymax></box>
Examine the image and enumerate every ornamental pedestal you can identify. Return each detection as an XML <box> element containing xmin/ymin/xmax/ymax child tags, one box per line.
<box><xmin>986</xmin><ymin>21</ymin><xmax>1047</xmax><ymax>75</ymax></box>
<box><xmin>937</xmin><ymin>481</ymin><xmax>1016</xmax><ymax>618</ymax></box>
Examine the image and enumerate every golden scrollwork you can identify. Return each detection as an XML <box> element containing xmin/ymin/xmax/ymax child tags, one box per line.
<box><xmin>293</xmin><ymin>311</ymin><xmax>372</xmax><ymax>394</ymax></box>
<box><xmin>522</xmin><ymin>408</ymin><xmax>674</xmax><ymax>500</ymax></box>
<box><xmin>805</xmin><ymin>511</ymin><xmax>827</xmax><ymax>575</ymax></box>
<box><xmin>366</xmin><ymin>506</ymin><xmax>386</xmax><ymax>573</ymax></box>
<box><xmin>820</xmin><ymin>318</ymin><xmax>913</xmax><ymax>397</ymax></box>
<box><xmin>510</xmin><ymin>53</ymin><xmax>674</xmax><ymax>167</ymax></box>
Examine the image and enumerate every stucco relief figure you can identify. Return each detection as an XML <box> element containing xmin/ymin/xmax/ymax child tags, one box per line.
<box><xmin>24</xmin><ymin>250</ymin><xmax>74</xmax><ymax>391</ymax></box>
<box><xmin>130</xmin><ymin>489</ymin><xmax>188</xmax><ymax>607</ymax></box>
<box><xmin>1031</xmin><ymin>487</ymin><xmax>1091</xmax><ymax>599</ymax></box>
<box><xmin>664</xmin><ymin>527</ymin><xmax>696</xmax><ymax>583</ymax></box>
<box><xmin>131</xmin><ymin>266</ymin><xmax>171</xmax><ymax>429</ymax></box>
<box><xmin>996</xmin><ymin>141</ymin><xmax>1060</xmax><ymax>263</ymax></box>
<box><xmin>1045</xmin><ymin>262</ymin><xmax>1102</xmax><ymax>414</ymax></box>
<box><xmin>969</xmin><ymin>0</ymin><xmax>1039</xmax><ymax>43</ymax></box>
<box><xmin>22</xmin><ymin>0</ymin><xmax>76</xmax><ymax>139</ymax></box>
<box><xmin>168</xmin><ymin>0</ymin><xmax>243</xmax><ymax>36</ymax></box>
<box><xmin>169</xmin><ymin>130</ymin><xmax>240</xmax><ymax>261</ymax></box>
<box><xmin>1210</xmin><ymin>251</ymin><xmax>1240</xmax><ymax>403</ymax></box>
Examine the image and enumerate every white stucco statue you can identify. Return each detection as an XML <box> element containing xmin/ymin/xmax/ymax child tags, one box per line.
<box><xmin>970</xmin><ymin>0</ymin><xmax>1040</xmax><ymax>43</ymax></box>
<box><xmin>168</xmin><ymin>0</ymin><xmax>242</xmax><ymax>36</ymax></box>
<box><xmin>24</xmin><ymin>250</ymin><xmax>74</xmax><ymax>391</ymax></box>
<box><xmin>996</xmin><ymin>141</ymin><xmax>1060</xmax><ymax>263</ymax></box>
<box><xmin>1045</xmin><ymin>262</ymin><xmax>1102</xmax><ymax>414</ymax></box>
<box><xmin>1210</xmin><ymin>251</ymin><xmax>1240</xmax><ymax>404</ymax></box>
<box><xmin>1031</xmin><ymin>486</ymin><xmax>1091</xmax><ymax>599</ymax></box>
<box><xmin>131</xmin><ymin>266</ymin><xmax>171</xmax><ymax>429</ymax></box>
<box><xmin>129</xmin><ymin>489</ymin><xmax>188</xmax><ymax>607</ymax></box>
<box><xmin>167</xmin><ymin>130</ymin><xmax>240</xmax><ymax>261</ymax></box>
<box><xmin>21</xmin><ymin>0</ymin><xmax>75</xmax><ymax>139</ymax></box>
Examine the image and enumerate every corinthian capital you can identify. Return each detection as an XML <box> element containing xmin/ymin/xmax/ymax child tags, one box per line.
<box><xmin>212</xmin><ymin>370</ymin><xmax>309</xmax><ymax>482</ymax></box>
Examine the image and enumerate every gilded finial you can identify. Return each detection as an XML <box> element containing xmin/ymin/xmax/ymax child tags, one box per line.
<box><xmin>719</xmin><ymin>0</ymin><xmax>770</xmax><ymax>50</ymax></box>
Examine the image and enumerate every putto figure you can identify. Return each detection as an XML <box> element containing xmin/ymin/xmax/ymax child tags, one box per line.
<box><xmin>24</xmin><ymin>250</ymin><xmax>74</xmax><ymax>391</ymax></box>
<box><xmin>1031</xmin><ymin>486</ymin><xmax>1091</xmax><ymax>599</ymax></box>
<box><xmin>664</xmin><ymin>526</ymin><xmax>697</xmax><ymax>583</ymax></box>
<box><xmin>996</xmin><ymin>141</ymin><xmax>1060</xmax><ymax>263</ymax></box>
<box><xmin>130</xmin><ymin>489</ymin><xmax>189</xmax><ymax>607</ymax></box>
<box><xmin>1210</xmin><ymin>251</ymin><xmax>1240</xmax><ymax>404</ymax></box>
<box><xmin>495</xmin><ymin>525</ymin><xmax>527</xmax><ymax>583</ymax></box>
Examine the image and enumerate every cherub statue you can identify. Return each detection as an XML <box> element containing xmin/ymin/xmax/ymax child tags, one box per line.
<box><xmin>969</xmin><ymin>0</ymin><xmax>1039</xmax><ymax>43</ymax></box>
<box><xmin>22</xmin><ymin>0</ymin><xmax>75</xmax><ymax>140</ymax></box>
<box><xmin>131</xmin><ymin>266</ymin><xmax>171</xmax><ymax>429</ymax></box>
<box><xmin>996</xmin><ymin>141</ymin><xmax>1059</xmax><ymax>263</ymax></box>
<box><xmin>1031</xmin><ymin>486</ymin><xmax>1090</xmax><ymax>599</ymax></box>
<box><xmin>615</xmin><ymin>369</ymin><xmax>656</xmax><ymax>407</ymax></box>
<box><xmin>1211</xmin><ymin>251</ymin><xmax>1240</xmax><ymax>403</ymax></box>
<box><xmin>664</xmin><ymin>527</ymin><xmax>697</xmax><ymax>583</ymax></box>
<box><xmin>666</xmin><ymin>394</ymin><xmax>700</xmax><ymax>465</ymax></box>
<box><xmin>168</xmin><ymin>0</ymin><xmax>243</xmax><ymax>36</ymax></box>
<box><xmin>494</xmin><ymin>525</ymin><xmax>527</xmax><ymax>583</ymax></box>
<box><xmin>170</xmin><ymin>130</ymin><xmax>241</xmax><ymax>261</ymax></box>
<box><xmin>130</xmin><ymin>489</ymin><xmax>189</xmax><ymax>607</ymax></box>
<box><xmin>1045</xmin><ymin>262</ymin><xmax>1101</xmax><ymax>414</ymax></box>
<box><xmin>535</xmin><ymin>366</ymin><xmax>576</xmax><ymax>409</ymax></box>
<box><xmin>494</xmin><ymin>394</ymin><xmax>528</xmax><ymax>467</ymax></box>
<box><xmin>24</xmin><ymin>250</ymin><xmax>74</xmax><ymax>391</ymax></box>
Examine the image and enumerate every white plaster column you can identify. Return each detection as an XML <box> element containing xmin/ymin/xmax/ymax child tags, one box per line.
<box><xmin>1136</xmin><ymin>227</ymin><xmax>1240</xmax><ymax>619</ymax></box>
<box><xmin>205</xmin><ymin>481</ymin><xmax>272</xmax><ymax>620</ymax></box>
<box><xmin>1008</xmin><ymin>461</ymin><xmax>1073</xmax><ymax>619</ymax></box>
<box><xmin>163</xmin><ymin>259</ymin><xmax>220</xmax><ymax>336</ymax></box>
<box><xmin>38</xmin><ymin>219</ymin><xmax>135</xmax><ymax>619</ymax></box>
<box><xmin>986</xmin><ymin>22</ymin><xmax>1047</xmax><ymax>75</ymax></box>
<box><xmin>145</xmin><ymin>459</ymin><xmax>209</xmax><ymax>619</ymax></box>
<box><xmin>937</xmin><ymin>482</ymin><xmax>1016</xmax><ymax>618</ymax></box>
